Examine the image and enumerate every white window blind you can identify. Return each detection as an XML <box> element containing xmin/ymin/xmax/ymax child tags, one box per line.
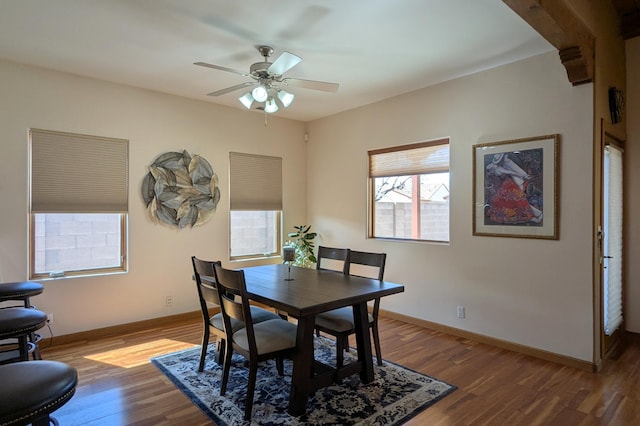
<box><xmin>30</xmin><ymin>129</ymin><xmax>129</xmax><ymax>213</ymax></box>
<box><xmin>229</xmin><ymin>152</ymin><xmax>282</xmax><ymax>211</ymax></box>
<box><xmin>369</xmin><ymin>139</ymin><xmax>449</xmax><ymax>177</ymax></box>
<box><xmin>604</xmin><ymin>144</ymin><xmax>623</xmax><ymax>336</ymax></box>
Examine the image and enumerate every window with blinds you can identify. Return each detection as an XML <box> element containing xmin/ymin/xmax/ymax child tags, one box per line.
<box><xmin>368</xmin><ymin>139</ymin><xmax>450</xmax><ymax>242</ymax></box>
<box><xmin>229</xmin><ymin>152</ymin><xmax>282</xmax><ymax>259</ymax></box>
<box><xmin>29</xmin><ymin>129</ymin><xmax>129</xmax><ymax>279</ymax></box>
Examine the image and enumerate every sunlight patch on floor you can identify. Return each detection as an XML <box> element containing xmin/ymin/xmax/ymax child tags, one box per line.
<box><xmin>84</xmin><ymin>338</ymin><xmax>198</xmax><ymax>368</ymax></box>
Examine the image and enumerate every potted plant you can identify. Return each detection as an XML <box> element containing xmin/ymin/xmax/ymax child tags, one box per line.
<box><xmin>286</xmin><ymin>225</ymin><xmax>317</xmax><ymax>268</ymax></box>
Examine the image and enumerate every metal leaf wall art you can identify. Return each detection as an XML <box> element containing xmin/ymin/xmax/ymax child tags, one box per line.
<box><xmin>141</xmin><ymin>150</ymin><xmax>220</xmax><ymax>229</ymax></box>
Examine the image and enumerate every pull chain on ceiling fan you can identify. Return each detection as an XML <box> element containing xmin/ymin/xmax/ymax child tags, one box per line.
<box><xmin>195</xmin><ymin>45</ymin><xmax>339</xmax><ymax>114</ymax></box>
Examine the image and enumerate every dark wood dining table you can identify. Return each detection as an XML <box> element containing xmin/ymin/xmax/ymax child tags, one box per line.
<box><xmin>241</xmin><ymin>263</ymin><xmax>404</xmax><ymax>416</ymax></box>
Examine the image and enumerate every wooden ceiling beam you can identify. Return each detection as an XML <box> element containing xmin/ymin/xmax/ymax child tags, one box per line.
<box><xmin>503</xmin><ymin>0</ymin><xmax>595</xmax><ymax>85</ymax></box>
<box><xmin>620</xmin><ymin>10</ymin><xmax>640</xmax><ymax>39</ymax></box>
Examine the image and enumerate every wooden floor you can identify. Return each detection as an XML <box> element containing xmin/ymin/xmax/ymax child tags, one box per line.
<box><xmin>39</xmin><ymin>315</ymin><xmax>640</xmax><ymax>425</ymax></box>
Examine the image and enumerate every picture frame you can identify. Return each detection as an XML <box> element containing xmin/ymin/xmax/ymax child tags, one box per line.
<box><xmin>472</xmin><ymin>134</ymin><xmax>559</xmax><ymax>239</ymax></box>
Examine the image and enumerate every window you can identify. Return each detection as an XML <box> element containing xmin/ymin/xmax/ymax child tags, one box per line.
<box><xmin>229</xmin><ymin>152</ymin><xmax>282</xmax><ymax>259</ymax></box>
<box><xmin>29</xmin><ymin>129</ymin><xmax>129</xmax><ymax>279</ymax></box>
<box><xmin>368</xmin><ymin>139</ymin><xmax>450</xmax><ymax>242</ymax></box>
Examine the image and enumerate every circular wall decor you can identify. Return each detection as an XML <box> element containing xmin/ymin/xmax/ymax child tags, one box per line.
<box><xmin>141</xmin><ymin>150</ymin><xmax>220</xmax><ymax>229</ymax></box>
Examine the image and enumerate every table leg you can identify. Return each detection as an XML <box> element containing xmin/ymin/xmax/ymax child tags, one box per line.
<box><xmin>353</xmin><ymin>302</ymin><xmax>375</xmax><ymax>383</ymax></box>
<box><xmin>289</xmin><ymin>315</ymin><xmax>315</xmax><ymax>416</ymax></box>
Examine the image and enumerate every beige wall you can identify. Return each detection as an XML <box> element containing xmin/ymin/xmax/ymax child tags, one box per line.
<box><xmin>307</xmin><ymin>52</ymin><xmax>595</xmax><ymax>361</ymax></box>
<box><xmin>0</xmin><ymin>50</ymin><xmax>610</xmax><ymax>362</ymax></box>
<box><xmin>0</xmin><ymin>59</ymin><xmax>307</xmax><ymax>336</ymax></box>
<box><xmin>625</xmin><ymin>37</ymin><xmax>640</xmax><ymax>332</ymax></box>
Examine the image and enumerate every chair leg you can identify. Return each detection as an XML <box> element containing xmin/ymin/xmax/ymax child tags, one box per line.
<box><xmin>276</xmin><ymin>356</ymin><xmax>284</xmax><ymax>376</ymax></box>
<box><xmin>315</xmin><ymin>329</ymin><xmax>320</xmax><ymax>337</ymax></box>
<box><xmin>198</xmin><ymin>329</ymin><xmax>210</xmax><ymax>372</ymax></box>
<box><xmin>336</xmin><ymin>335</ymin><xmax>344</xmax><ymax>369</ymax></box>
<box><xmin>371</xmin><ymin>324</ymin><xmax>383</xmax><ymax>366</ymax></box>
<box><xmin>31</xmin><ymin>414</ymin><xmax>52</xmax><ymax>426</ymax></box>
<box><xmin>214</xmin><ymin>337</ymin><xmax>226</xmax><ymax>365</ymax></box>
<box><xmin>245</xmin><ymin>360</ymin><xmax>258</xmax><ymax>421</ymax></box>
<box><xmin>220</xmin><ymin>343</ymin><xmax>233</xmax><ymax>396</ymax></box>
<box><xmin>30</xmin><ymin>332</ymin><xmax>42</xmax><ymax>360</ymax></box>
<box><xmin>18</xmin><ymin>335</ymin><xmax>30</xmax><ymax>361</ymax></box>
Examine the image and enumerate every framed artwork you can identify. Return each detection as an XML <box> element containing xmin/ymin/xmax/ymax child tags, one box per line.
<box><xmin>141</xmin><ymin>150</ymin><xmax>220</xmax><ymax>229</ymax></box>
<box><xmin>472</xmin><ymin>134</ymin><xmax>559</xmax><ymax>239</ymax></box>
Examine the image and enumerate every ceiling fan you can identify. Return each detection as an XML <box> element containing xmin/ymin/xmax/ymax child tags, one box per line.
<box><xmin>194</xmin><ymin>45</ymin><xmax>339</xmax><ymax>113</ymax></box>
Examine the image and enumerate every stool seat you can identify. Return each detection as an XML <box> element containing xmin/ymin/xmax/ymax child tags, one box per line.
<box><xmin>0</xmin><ymin>308</ymin><xmax>47</xmax><ymax>363</ymax></box>
<box><xmin>0</xmin><ymin>308</ymin><xmax>47</xmax><ymax>339</ymax></box>
<box><xmin>0</xmin><ymin>281</ymin><xmax>44</xmax><ymax>306</ymax></box>
<box><xmin>0</xmin><ymin>360</ymin><xmax>78</xmax><ymax>426</ymax></box>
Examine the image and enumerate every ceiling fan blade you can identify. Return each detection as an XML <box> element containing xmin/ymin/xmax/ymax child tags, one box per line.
<box><xmin>268</xmin><ymin>52</ymin><xmax>302</xmax><ymax>76</ymax></box>
<box><xmin>284</xmin><ymin>78</ymin><xmax>339</xmax><ymax>93</ymax></box>
<box><xmin>207</xmin><ymin>81</ymin><xmax>255</xmax><ymax>97</ymax></box>
<box><xmin>194</xmin><ymin>62</ymin><xmax>250</xmax><ymax>77</ymax></box>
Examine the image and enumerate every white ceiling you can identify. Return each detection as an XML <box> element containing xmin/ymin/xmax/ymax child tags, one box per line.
<box><xmin>0</xmin><ymin>0</ymin><xmax>553</xmax><ymax>122</ymax></box>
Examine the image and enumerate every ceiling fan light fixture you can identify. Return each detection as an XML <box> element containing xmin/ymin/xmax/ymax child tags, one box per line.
<box><xmin>238</xmin><ymin>92</ymin><xmax>254</xmax><ymax>109</ymax></box>
<box><xmin>251</xmin><ymin>85</ymin><xmax>269</xmax><ymax>102</ymax></box>
<box><xmin>277</xmin><ymin>90</ymin><xmax>295</xmax><ymax>108</ymax></box>
<box><xmin>196</xmin><ymin>45</ymin><xmax>339</xmax><ymax>116</ymax></box>
<box><xmin>264</xmin><ymin>97</ymin><xmax>279</xmax><ymax>113</ymax></box>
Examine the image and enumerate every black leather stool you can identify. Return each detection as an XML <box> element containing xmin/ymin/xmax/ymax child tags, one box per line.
<box><xmin>0</xmin><ymin>360</ymin><xmax>78</xmax><ymax>426</ymax></box>
<box><xmin>0</xmin><ymin>282</ymin><xmax>45</xmax><ymax>360</ymax></box>
<box><xmin>0</xmin><ymin>282</ymin><xmax>44</xmax><ymax>309</ymax></box>
<box><xmin>0</xmin><ymin>308</ymin><xmax>47</xmax><ymax>364</ymax></box>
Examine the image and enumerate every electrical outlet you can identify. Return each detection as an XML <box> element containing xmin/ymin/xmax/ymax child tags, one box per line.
<box><xmin>456</xmin><ymin>305</ymin><xmax>465</xmax><ymax>319</ymax></box>
<box><xmin>165</xmin><ymin>296</ymin><xmax>173</xmax><ymax>306</ymax></box>
<box><xmin>47</xmin><ymin>313</ymin><xmax>54</xmax><ymax>324</ymax></box>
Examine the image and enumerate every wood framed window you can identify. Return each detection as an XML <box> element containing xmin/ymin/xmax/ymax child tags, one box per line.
<box><xmin>29</xmin><ymin>129</ymin><xmax>129</xmax><ymax>279</ymax></box>
<box><xmin>368</xmin><ymin>138</ymin><xmax>450</xmax><ymax>242</ymax></box>
<box><xmin>229</xmin><ymin>152</ymin><xmax>282</xmax><ymax>260</ymax></box>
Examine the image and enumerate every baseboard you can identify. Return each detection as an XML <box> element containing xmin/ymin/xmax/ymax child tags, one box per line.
<box><xmin>380</xmin><ymin>309</ymin><xmax>597</xmax><ymax>372</ymax></box>
<box><xmin>43</xmin><ymin>311</ymin><xmax>201</xmax><ymax>348</ymax></box>
<box><xmin>42</xmin><ymin>307</ymin><xmax>597</xmax><ymax>372</ymax></box>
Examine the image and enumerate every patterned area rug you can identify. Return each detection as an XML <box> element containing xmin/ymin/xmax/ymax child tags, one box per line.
<box><xmin>151</xmin><ymin>337</ymin><xmax>456</xmax><ymax>425</ymax></box>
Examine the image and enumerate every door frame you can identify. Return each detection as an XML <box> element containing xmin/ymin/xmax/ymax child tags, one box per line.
<box><xmin>599</xmin><ymin>120</ymin><xmax>626</xmax><ymax>359</ymax></box>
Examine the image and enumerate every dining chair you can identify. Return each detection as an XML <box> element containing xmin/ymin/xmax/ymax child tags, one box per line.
<box><xmin>316</xmin><ymin>245</ymin><xmax>350</xmax><ymax>273</ymax></box>
<box><xmin>191</xmin><ymin>256</ymin><xmax>279</xmax><ymax>372</ymax></box>
<box><xmin>213</xmin><ymin>263</ymin><xmax>298</xmax><ymax>421</ymax></box>
<box><xmin>314</xmin><ymin>250</ymin><xmax>387</xmax><ymax>368</ymax></box>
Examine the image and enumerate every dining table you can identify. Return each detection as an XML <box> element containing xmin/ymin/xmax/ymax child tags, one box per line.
<box><xmin>241</xmin><ymin>263</ymin><xmax>404</xmax><ymax>416</ymax></box>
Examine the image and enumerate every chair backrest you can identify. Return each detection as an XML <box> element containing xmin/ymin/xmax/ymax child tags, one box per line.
<box><xmin>347</xmin><ymin>250</ymin><xmax>386</xmax><ymax>280</ymax></box>
<box><xmin>191</xmin><ymin>256</ymin><xmax>222</xmax><ymax>320</ymax></box>
<box><xmin>316</xmin><ymin>246</ymin><xmax>350</xmax><ymax>274</ymax></box>
<box><xmin>212</xmin><ymin>263</ymin><xmax>258</xmax><ymax>354</ymax></box>
<box><xmin>348</xmin><ymin>250</ymin><xmax>387</xmax><ymax>320</ymax></box>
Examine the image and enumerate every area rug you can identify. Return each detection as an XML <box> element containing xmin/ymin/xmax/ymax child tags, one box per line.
<box><xmin>151</xmin><ymin>336</ymin><xmax>456</xmax><ymax>425</ymax></box>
